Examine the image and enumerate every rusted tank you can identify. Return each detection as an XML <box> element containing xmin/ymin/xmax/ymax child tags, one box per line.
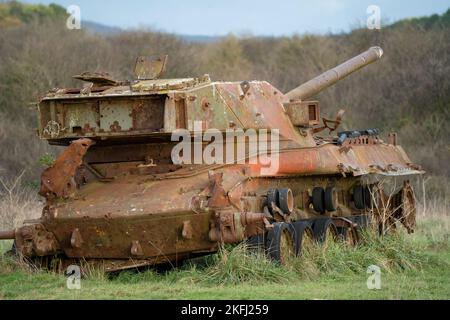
<box><xmin>0</xmin><ymin>48</ymin><xmax>423</xmax><ymax>271</ymax></box>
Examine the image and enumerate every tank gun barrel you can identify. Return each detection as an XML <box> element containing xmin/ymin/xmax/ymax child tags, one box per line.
<box><xmin>0</xmin><ymin>229</ymin><xmax>15</xmax><ymax>240</ymax></box>
<box><xmin>285</xmin><ymin>46</ymin><xmax>383</xmax><ymax>101</ymax></box>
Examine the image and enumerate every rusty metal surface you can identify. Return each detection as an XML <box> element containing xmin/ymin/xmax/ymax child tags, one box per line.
<box><xmin>262</xmin><ymin>142</ymin><xmax>422</xmax><ymax>177</ymax></box>
<box><xmin>39</xmin><ymin>138</ymin><xmax>93</xmax><ymax>200</ymax></box>
<box><xmin>214</xmin><ymin>81</ymin><xmax>309</xmax><ymax>143</ymax></box>
<box><xmin>39</xmin><ymin>96</ymin><xmax>167</xmax><ymax>140</ymax></box>
<box><xmin>14</xmin><ymin>224</ymin><xmax>60</xmax><ymax>257</ymax></box>
<box><xmin>45</xmin><ymin>212</ymin><xmax>214</xmax><ymax>259</ymax></box>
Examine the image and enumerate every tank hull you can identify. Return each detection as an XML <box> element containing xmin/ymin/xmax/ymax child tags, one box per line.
<box><xmin>0</xmin><ymin>47</ymin><xmax>424</xmax><ymax>272</ymax></box>
<box><xmin>7</xmin><ymin>141</ymin><xmax>421</xmax><ymax>271</ymax></box>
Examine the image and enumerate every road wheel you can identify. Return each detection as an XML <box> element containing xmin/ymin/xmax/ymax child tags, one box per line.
<box><xmin>266</xmin><ymin>222</ymin><xmax>295</xmax><ymax>264</ymax></box>
<box><xmin>300</xmin><ymin>227</ymin><xmax>315</xmax><ymax>256</ymax></box>
<box><xmin>313</xmin><ymin>218</ymin><xmax>338</xmax><ymax>244</ymax></box>
<box><xmin>324</xmin><ymin>187</ymin><xmax>338</xmax><ymax>212</ymax></box>
<box><xmin>246</xmin><ymin>233</ymin><xmax>267</xmax><ymax>253</ymax></box>
<box><xmin>312</xmin><ymin>187</ymin><xmax>325</xmax><ymax>213</ymax></box>
<box><xmin>354</xmin><ymin>214</ymin><xmax>370</xmax><ymax>229</ymax></box>
<box><xmin>337</xmin><ymin>226</ymin><xmax>359</xmax><ymax>246</ymax></box>
<box><xmin>267</xmin><ymin>189</ymin><xmax>279</xmax><ymax>214</ymax></box>
<box><xmin>293</xmin><ymin>221</ymin><xmax>315</xmax><ymax>257</ymax></box>
<box><xmin>400</xmin><ymin>184</ymin><xmax>417</xmax><ymax>234</ymax></box>
<box><xmin>278</xmin><ymin>188</ymin><xmax>294</xmax><ymax>214</ymax></box>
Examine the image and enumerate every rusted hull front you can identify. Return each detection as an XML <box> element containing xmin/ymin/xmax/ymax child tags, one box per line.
<box><xmin>44</xmin><ymin>211</ymin><xmax>214</xmax><ymax>260</ymax></box>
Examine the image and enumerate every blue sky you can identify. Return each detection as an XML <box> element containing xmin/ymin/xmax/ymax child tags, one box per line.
<box><xmin>23</xmin><ymin>0</ymin><xmax>450</xmax><ymax>36</ymax></box>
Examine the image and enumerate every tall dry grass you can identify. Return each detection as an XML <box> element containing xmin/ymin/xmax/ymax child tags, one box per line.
<box><xmin>0</xmin><ymin>172</ymin><xmax>42</xmax><ymax>230</ymax></box>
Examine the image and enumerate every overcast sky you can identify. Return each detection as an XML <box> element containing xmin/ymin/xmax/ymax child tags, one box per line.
<box><xmin>23</xmin><ymin>0</ymin><xmax>450</xmax><ymax>36</ymax></box>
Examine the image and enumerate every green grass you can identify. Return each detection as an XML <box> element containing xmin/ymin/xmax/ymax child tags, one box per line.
<box><xmin>0</xmin><ymin>216</ymin><xmax>449</xmax><ymax>300</ymax></box>
<box><xmin>1</xmin><ymin>268</ymin><xmax>449</xmax><ymax>300</ymax></box>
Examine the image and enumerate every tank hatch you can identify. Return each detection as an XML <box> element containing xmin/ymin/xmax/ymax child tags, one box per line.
<box><xmin>134</xmin><ymin>55</ymin><xmax>168</xmax><ymax>80</ymax></box>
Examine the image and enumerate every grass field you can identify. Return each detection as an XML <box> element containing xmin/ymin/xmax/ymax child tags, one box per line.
<box><xmin>0</xmin><ymin>206</ymin><xmax>449</xmax><ymax>300</ymax></box>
